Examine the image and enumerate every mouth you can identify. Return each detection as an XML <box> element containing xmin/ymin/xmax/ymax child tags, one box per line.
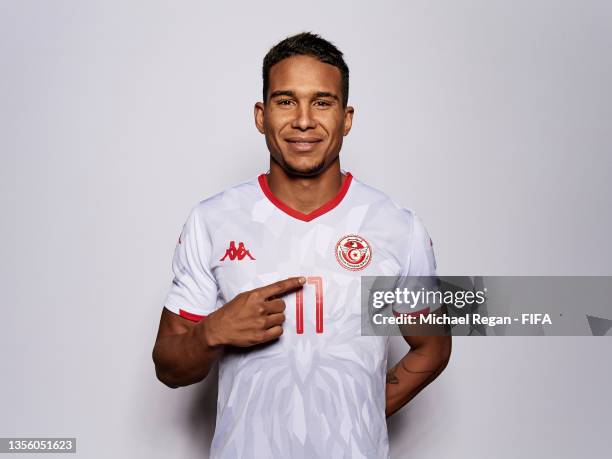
<box><xmin>284</xmin><ymin>136</ymin><xmax>323</xmax><ymax>152</ymax></box>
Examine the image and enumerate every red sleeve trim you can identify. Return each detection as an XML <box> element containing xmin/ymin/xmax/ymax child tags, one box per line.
<box><xmin>393</xmin><ymin>307</ymin><xmax>431</xmax><ymax>318</ymax></box>
<box><xmin>179</xmin><ymin>309</ymin><xmax>207</xmax><ymax>322</ymax></box>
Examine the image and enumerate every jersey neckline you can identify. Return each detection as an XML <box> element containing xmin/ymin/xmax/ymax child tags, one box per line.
<box><xmin>257</xmin><ymin>171</ymin><xmax>353</xmax><ymax>222</ymax></box>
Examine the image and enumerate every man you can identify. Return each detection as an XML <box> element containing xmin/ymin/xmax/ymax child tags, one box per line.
<box><xmin>152</xmin><ymin>32</ymin><xmax>451</xmax><ymax>458</ymax></box>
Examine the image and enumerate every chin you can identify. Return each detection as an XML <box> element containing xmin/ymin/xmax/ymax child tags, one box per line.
<box><xmin>283</xmin><ymin>159</ymin><xmax>327</xmax><ymax>177</ymax></box>
<box><xmin>276</xmin><ymin>153</ymin><xmax>328</xmax><ymax>177</ymax></box>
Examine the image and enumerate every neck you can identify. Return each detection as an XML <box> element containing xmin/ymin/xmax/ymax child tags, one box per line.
<box><xmin>266</xmin><ymin>159</ymin><xmax>345</xmax><ymax>214</ymax></box>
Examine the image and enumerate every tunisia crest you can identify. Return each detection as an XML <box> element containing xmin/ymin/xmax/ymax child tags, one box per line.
<box><xmin>335</xmin><ymin>234</ymin><xmax>372</xmax><ymax>271</ymax></box>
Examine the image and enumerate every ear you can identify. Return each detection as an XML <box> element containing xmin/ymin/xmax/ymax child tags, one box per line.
<box><xmin>254</xmin><ymin>102</ymin><xmax>265</xmax><ymax>134</ymax></box>
<box><xmin>343</xmin><ymin>106</ymin><xmax>354</xmax><ymax>136</ymax></box>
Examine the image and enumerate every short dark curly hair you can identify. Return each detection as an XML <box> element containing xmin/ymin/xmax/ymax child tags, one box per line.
<box><xmin>262</xmin><ymin>32</ymin><xmax>349</xmax><ymax>107</ymax></box>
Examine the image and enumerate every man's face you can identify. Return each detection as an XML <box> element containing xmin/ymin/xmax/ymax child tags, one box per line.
<box><xmin>255</xmin><ymin>55</ymin><xmax>354</xmax><ymax>176</ymax></box>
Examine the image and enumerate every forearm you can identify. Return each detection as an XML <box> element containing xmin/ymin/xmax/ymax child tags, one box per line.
<box><xmin>385</xmin><ymin>338</ymin><xmax>451</xmax><ymax>417</ymax></box>
<box><xmin>152</xmin><ymin>320</ymin><xmax>222</xmax><ymax>388</ymax></box>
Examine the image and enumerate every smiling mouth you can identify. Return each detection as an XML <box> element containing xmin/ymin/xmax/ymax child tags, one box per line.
<box><xmin>285</xmin><ymin>137</ymin><xmax>323</xmax><ymax>152</ymax></box>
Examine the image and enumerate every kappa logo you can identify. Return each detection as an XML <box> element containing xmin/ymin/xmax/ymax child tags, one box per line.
<box><xmin>220</xmin><ymin>241</ymin><xmax>255</xmax><ymax>261</ymax></box>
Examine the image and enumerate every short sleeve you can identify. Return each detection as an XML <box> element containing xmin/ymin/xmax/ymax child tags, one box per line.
<box><xmin>404</xmin><ymin>214</ymin><xmax>437</xmax><ymax>277</ymax></box>
<box><xmin>394</xmin><ymin>213</ymin><xmax>439</xmax><ymax>316</ymax></box>
<box><xmin>163</xmin><ymin>207</ymin><xmax>219</xmax><ymax>322</ymax></box>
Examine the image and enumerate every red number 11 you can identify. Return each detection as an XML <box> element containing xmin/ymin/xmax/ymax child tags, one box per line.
<box><xmin>296</xmin><ymin>276</ymin><xmax>323</xmax><ymax>334</ymax></box>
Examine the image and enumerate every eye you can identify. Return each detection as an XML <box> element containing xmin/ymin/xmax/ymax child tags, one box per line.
<box><xmin>314</xmin><ymin>100</ymin><xmax>332</xmax><ymax>107</ymax></box>
<box><xmin>276</xmin><ymin>99</ymin><xmax>294</xmax><ymax>106</ymax></box>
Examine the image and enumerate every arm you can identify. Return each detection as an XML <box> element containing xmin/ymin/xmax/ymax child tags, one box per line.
<box><xmin>385</xmin><ymin>333</ymin><xmax>451</xmax><ymax>417</ymax></box>
<box><xmin>152</xmin><ymin>308</ymin><xmax>222</xmax><ymax>388</ymax></box>
<box><xmin>152</xmin><ymin>277</ymin><xmax>305</xmax><ymax>388</ymax></box>
<box><xmin>385</xmin><ymin>212</ymin><xmax>450</xmax><ymax>416</ymax></box>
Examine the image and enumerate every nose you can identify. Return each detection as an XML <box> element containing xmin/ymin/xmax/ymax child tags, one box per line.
<box><xmin>291</xmin><ymin>104</ymin><xmax>316</xmax><ymax>131</ymax></box>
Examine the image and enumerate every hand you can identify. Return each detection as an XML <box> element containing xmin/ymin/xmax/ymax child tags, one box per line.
<box><xmin>200</xmin><ymin>277</ymin><xmax>306</xmax><ymax>347</ymax></box>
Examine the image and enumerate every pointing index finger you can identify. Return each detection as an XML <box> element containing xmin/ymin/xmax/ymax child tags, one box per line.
<box><xmin>256</xmin><ymin>277</ymin><xmax>306</xmax><ymax>300</ymax></box>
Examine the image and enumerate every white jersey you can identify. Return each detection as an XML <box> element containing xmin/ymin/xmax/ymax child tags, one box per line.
<box><xmin>164</xmin><ymin>171</ymin><xmax>437</xmax><ymax>459</ymax></box>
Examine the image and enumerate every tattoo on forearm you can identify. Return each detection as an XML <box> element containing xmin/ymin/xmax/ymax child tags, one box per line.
<box><xmin>386</xmin><ymin>353</ymin><xmax>447</xmax><ymax>387</ymax></box>
<box><xmin>386</xmin><ymin>366</ymin><xmax>399</xmax><ymax>384</ymax></box>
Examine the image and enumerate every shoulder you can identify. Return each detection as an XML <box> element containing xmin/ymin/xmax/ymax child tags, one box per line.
<box><xmin>349</xmin><ymin>175</ymin><xmax>421</xmax><ymax>229</ymax></box>
<box><xmin>188</xmin><ymin>175</ymin><xmax>261</xmax><ymax>221</ymax></box>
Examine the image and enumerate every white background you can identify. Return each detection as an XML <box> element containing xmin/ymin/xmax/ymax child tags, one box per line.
<box><xmin>1</xmin><ymin>1</ymin><xmax>611</xmax><ymax>458</ymax></box>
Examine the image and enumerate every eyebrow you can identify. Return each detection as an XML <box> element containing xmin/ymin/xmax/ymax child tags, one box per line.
<box><xmin>270</xmin><ymin>90</ymin><xmax>295</xmax><ymax>98</ymax></box>
<box><xmin>314</xmin><ymin>91</ymin><xmax>339</xmax><ymax>100</ymax></box>
<box><xmin>269</xmin><ymin>90</ymin><xmax>339</xmax><ymax>101</ymax></box>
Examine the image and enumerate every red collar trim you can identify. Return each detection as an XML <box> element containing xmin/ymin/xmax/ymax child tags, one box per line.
<box><xmin>258</xmin><ymin>172</ymin><xmax>353</xmax><ymax>222</ymax></box>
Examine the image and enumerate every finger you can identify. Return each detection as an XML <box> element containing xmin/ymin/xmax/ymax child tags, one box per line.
<box><xmin>265</xmin><ymin>312</ymin><xmax>285</xmax><ymax>328</ymax></box>
<box><xmin>263</xmin><ymin>298</ymin><xmax>285</xmax><ymax>314</ymax></box>
<box><xmin>255</xmin><ymin>277</ymin><xmax>305</xmax><ymax>300</ymax></box>
<box><xmin>260</xmin><ymin>325</ymin><xmax>283</xmax><ymax>343</ymax></box>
